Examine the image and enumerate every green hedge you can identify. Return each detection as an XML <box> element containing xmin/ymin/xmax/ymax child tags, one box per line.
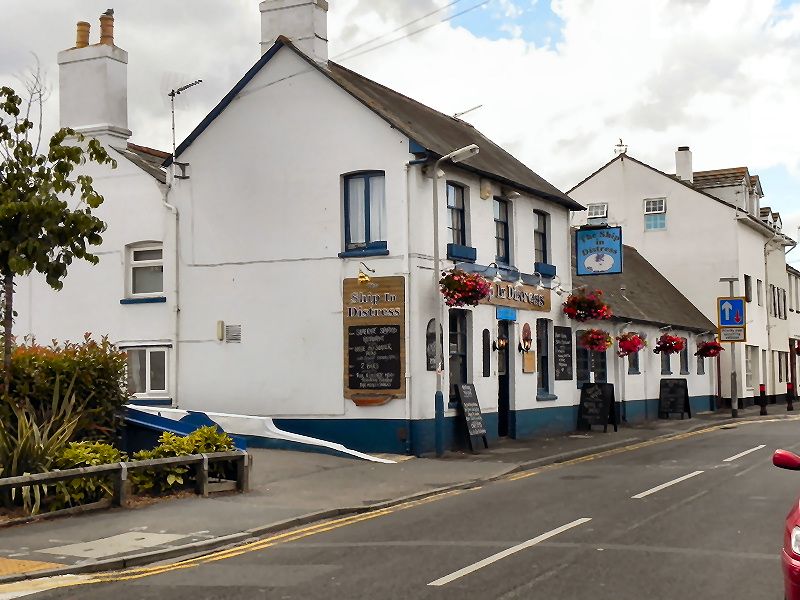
<box><xmin>7</xmin><ymin>334</ymin><xmax>128</xmax><ymax>441</ymax></box>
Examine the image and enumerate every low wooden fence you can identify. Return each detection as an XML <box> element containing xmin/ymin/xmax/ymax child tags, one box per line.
<box><xmin>0</xmin><ymin>450</ymin><xmax>250</xmax><ymax>510</ymax></box>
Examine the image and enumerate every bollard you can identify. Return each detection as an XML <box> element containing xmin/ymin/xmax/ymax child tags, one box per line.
<box><xmin>788</xmin><ymin>382</ymin><xmax>795</xmax><ymax>412</ymax></box>
<box><xmin>759</xmin><ymin>383</ymin><xmax>768</xmax><ymax>416</ymax></box>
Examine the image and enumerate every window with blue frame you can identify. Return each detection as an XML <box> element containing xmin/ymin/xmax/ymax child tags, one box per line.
<box><xmin>494</xmin><ymin>197</ymin><xmax>510</xmax><ymax>264</ymax></box>
<box><xmin>447</xmin><ymin>182</ymin><xmax>466</xmax><ymax>246</ymax></box>
<box><xmin>344</xmin><ymin>171</ymin><xmax>386</xmax><ymax>251</ymax></box>
<box><xmin>533</xmin><ymin>210</ymin><xmax>549</xmax><ymax>265</ymax></box>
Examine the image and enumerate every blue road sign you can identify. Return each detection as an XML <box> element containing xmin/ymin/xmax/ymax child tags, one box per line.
<box><xmin>718</xmin><ymin>297</ymin><xmax>745</xmax><ymax>327</ymax></box>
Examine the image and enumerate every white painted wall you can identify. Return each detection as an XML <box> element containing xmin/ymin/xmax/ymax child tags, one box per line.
<box><xmin>570</xmin><ymin>154</ymin><xmax>787</xmax><ymax>401</ymax></box>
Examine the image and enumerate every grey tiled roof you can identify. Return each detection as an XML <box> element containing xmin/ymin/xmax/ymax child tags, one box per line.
<box><xmin>573</xmin><ymin>243</ymin><xmax>715</xmax><ymax>333</ymax></box>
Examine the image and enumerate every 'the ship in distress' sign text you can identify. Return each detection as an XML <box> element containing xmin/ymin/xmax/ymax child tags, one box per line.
<box><xmin>342</xmin><ymin>276</ymin><xmax>406</xmax><ymax>405</ymax></box>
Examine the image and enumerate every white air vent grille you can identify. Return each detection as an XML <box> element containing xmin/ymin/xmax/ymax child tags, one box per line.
<box><xmin>225</xmin><ymin>324</ymin><xmax>242</xmax><ymax>343</ymax></box>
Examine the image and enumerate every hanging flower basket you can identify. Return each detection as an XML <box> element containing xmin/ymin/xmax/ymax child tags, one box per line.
<box><xmin>653</xmin><ymin>333</ymin><xmax>685</xmax><ymax>355</ymax></box>
<box><xmin>616</xmin><ymin>332</ymin><xmax>647</xmax><ymax>357</ymax></box>
<box><xmin>695</xmin><ymin>340</ymin><xmax>724</xmax><ymax>358</ymax></box>
<box><xmin>562</xmin><ymin>289</ymin><xmax>612</xmax><ymax>322</ymax></box>
<box><xmin>578</xmin><ymin>329</ymin><xmax>613</xmax><ymax>353</ymax></box>
<box><xmin>439</xmin><ymin>268</ymin><xmax>491</xmax><ymax>307</ymax></box>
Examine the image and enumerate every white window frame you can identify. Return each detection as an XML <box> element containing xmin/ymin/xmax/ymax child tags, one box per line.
<box><xmin>586</xmin><ymin>203</ymin><xmax>608</xmax><ymax>218</ymax></box>
<box><xmin>125</xmin><ymin>346</ymin><xmax>169</xmax><ymax>397</ymax></box>
<box><xmin>128</xmin><ymin>243</ymin><xmax>164</xmax><ymax>297</ymax></box>
<box><xmin>644</xmin><ymin>198</ymin><xmax>666</xmax><ymax>214</ymax></box>
<box><xmin>643</xmin><ymin>198</ymin><xmax>667</xmax><ymax>231</ymax></box>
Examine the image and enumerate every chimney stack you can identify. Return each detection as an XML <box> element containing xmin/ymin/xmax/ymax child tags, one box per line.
<box><xmin>99</xmin><ymin>10</ymin><xmax>114</xmax><ymax>46</ymax></box>
<box><xmin>260</xmin><ymin>0</ymin><xmax>328</xmax><ymax>62</ymax></box>
<box><xmin>675</xmin><ymin>146</ymin><xmax>693</xmax><ymax>183</ymax></box>
<box><xmin>75</xmin><ymin>21</ymin><xmax>90</xmax><ymax>48</ymax></box>
<box><xmin>58</xmin><ymin>9</ymin><xmax>130</xmax><ymax>143</ymax></box>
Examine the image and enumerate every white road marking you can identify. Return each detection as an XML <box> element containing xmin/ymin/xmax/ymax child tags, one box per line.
<box><xmin>427</xmin><ymin>518</ymin><xmax>592</xmax><ymax>587</ymax></box>
<box><xmin>631</xmin><ymin>471</ymin><xmax>704</xmax><ymax>499</ymax></box>
<box><xmin>723</xmin><ymin>445</ymin><xmax>766</xmax><ymax>462</ymax></box>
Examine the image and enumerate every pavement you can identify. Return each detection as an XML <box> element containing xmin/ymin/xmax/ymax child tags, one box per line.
<box><xmin>0</xmin><ymin>405</ymin><xmax>794</xmax><ymax>588</ymax></box>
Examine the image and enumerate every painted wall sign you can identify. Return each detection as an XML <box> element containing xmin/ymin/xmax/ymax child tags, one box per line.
<box><xmin>480</xmin><ymin>280</ymin><xmax>551</xmax><ymax>312</ymax></box>
<box><xmin>553</xmin><ymin>326</ymin><xmax>574</xmax><ymax>380</ymax></box>
<box><xmin>575</xmin><ymin>226</ymin><xmax>623</xmax><ymax>276</ymax></box>
<box><xmin>343</xmin><ymin>276</ymin><xmax>405</xmax><ymax>405</ymax></box>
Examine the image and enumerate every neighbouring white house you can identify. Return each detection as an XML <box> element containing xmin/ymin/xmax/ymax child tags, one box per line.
<box><xmin>18</xmin><ymin>3</ymin><xmax>718</xmax><ymax>455</ymax></box>
<box><xmin>572</xmin><ymin>243</ymin><xmax>716</xmax><ymax>420</ymax></box>
<box><xmin>788</xmin><ymin>264</ymin><xmax>800</xmax><ymax>389</ymax></box>
<box><xmin>569</xmin><ymin>147</ymin><xmax>797</xmax><ymax>407</ymax></box>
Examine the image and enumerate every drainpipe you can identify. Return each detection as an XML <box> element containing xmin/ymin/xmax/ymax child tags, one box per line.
<box><xmin>161</xmin><ymin>175</ymin><xmax>180</xmax><ymax>407</ymax></box>
<box><xmin>764</xmin><ymin>231</ymin><xmax>779</xmax><ymax>399</ymax></box>
<box><xmin>403</xmin><ymin>162</ymin><xmax>414</xmax><ymax>455</ymax></box>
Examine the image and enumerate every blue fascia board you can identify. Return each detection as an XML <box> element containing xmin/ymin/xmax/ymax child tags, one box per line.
<box><xmin>408</xmin><ymin>138</ymin><xmax>429</xmax><ymax>155</ymax></box>
<box><xmin>120</xmin><ymin>296</ymin><xmax>167</xmax><ymax>305</ymax></box>
<box><xmin>164</xmin><ymin>40</ymin><xmax>286</xmax><ymax>167</ymax></box>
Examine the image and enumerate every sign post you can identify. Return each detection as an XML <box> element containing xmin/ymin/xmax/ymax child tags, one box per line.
<box><xmin>717</xmin><ymin>284</ymin><xmax>744</xmax><ymax>418</ymax></box>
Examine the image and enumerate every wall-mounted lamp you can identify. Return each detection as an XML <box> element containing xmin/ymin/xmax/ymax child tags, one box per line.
<box><xmin>518</xmin><ymin>338</ymin><xmax>532</xmax><ymax>353</ymax></box>
<box><xmin>493</xmin><ymin>335</ymin><xmax>509</xmax><ymax>351</ymax></box>
<box><xmin>358</xmin><ymin>261</ymin><xmax>375</xmax><ymax>284</ymax></box>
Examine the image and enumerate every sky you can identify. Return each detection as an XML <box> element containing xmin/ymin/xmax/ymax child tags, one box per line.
<box><xmin>0</xmin><ymin>0</ymin><xmax>798</xmax><ymax>261</ymax></box>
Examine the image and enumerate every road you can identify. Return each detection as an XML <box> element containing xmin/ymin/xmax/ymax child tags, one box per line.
<box><xmin>8</xmin><ymin>419</ymin><xmax>800</xmax><ymax>599</ymax></box>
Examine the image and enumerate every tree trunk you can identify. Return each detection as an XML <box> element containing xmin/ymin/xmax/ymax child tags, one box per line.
<box><xmin>3</xmin><ymin>271</ymin><xmax>13</xmax><ymax>399</ymax></box>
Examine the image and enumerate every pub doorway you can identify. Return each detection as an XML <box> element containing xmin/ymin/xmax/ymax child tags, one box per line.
<box><xmin>497</xmin><ymin>320</ymin><xmax>511</xmax><ymax>437</ymax></box>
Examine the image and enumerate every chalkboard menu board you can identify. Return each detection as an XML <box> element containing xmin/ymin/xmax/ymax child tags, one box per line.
<box><xmin>554</xmin><ymin>326</ymin><xmax>574</xmax><ymax>381</ymax></box>
<box><xmin>348</xmin><ymin>325</ymin><xmax>401</xmax><ymax>390</ymax></box>
<box><xmin>658</xmin><ymin>378</ymin><xmax>691</xmax><ymax>419</ymax></box>
<box><xmin>577</xmin><ymin>383</ymin><xmax>617</xmax><ymax>432</ymax></box>
<box><xmin>455</xmin><ymin>384</ymin><xmax>488</xmax><ymax>451</ymax></box>
<box><xmin>343</xmin><ymin>276</ymin><xmax>405</xmax><ymax>405</ymax></box>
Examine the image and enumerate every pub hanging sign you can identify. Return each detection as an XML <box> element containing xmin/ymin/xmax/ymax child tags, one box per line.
<box><xmin>343</xmin><ymin>276</ymin><xmax>406</xmax><ymax>406</ymax></box>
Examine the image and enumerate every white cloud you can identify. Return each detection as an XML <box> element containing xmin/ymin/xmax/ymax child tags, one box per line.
<box><xmin>0</xmin><ymin>0</ymin><xmax>798</xmax><ymax>204</ymax></box>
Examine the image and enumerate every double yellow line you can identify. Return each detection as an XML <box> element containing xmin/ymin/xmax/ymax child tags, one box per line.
<box><xmin>10</xmin><ymin>490</ymin><xmax>462</xmax><ymax>592</ymax></box>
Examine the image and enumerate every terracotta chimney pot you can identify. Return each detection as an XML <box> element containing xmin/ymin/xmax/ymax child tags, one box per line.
<box><xmin>99</xmin><ymin>13</ymin><xmax>114</xmax><ymax>46</ymax></box>
<box><xmin>76</xmin><ymin>21</ymin><xmax>90</xmax><ymax>48</ymax></box>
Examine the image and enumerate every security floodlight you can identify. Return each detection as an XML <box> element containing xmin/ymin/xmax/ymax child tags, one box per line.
<box><xmin>445</xmin><ymin>144</ymin><xmax>479</xmax><ymax>164</ymax></box>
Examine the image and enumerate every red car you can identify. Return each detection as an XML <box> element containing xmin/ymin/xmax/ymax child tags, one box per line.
<box><xmin>774</xmin><ymin>449</ymin><xmax>800</xmax><ymax>600</ymax></box>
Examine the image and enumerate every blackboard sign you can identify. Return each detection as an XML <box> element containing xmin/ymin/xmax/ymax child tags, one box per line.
<box><xmin>455</xmin><ymin>384</ymin><xmax>488</xmax><ymax>451</ymax></box>
<box><xmin>554</xmin><ymin>326</ymin><xmax>573</xmax><ymax>381</ymax></box>
<box><xmin>658</xmin><ymin>378</ymin><xmax>691</xmax><ymax>419</ymax></box>
<box><xmin>347</xmin><ymin>325</ymin><xmax>402</xmax><ymax>391</ymax></box>
<box><xmin>577</xmin><ymin>383</ymin><xmax>617</xmax><ymax>432</ymax></box>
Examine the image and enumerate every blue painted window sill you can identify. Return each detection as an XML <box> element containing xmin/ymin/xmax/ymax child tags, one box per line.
<box><xmin>339</xmin><ymin>242</ymin><xmax>389</xmax><ymax>258</ymax></box>
<box><xmin>536</xmin><ymin>393</ymin><xmax>558</xmax><ymax>401</ymax></box>
<box><xmin>447</xmin><ymin>243</ymin><xmax>477</xmax><ymax>263</ymax></box>
<box><xmin>534</xmin><ymin>262</ymin><xmax>557</xmax><ymax>279</ymax></box>
<box><xmin>128</xmin><ymin>397</ymin><xmax>173</xmax><ymax>406</ymax></box>
<box><xmin>120</xmin><ymin>296</ymin><xmax>167</xmax><ymax>305</ymax></box>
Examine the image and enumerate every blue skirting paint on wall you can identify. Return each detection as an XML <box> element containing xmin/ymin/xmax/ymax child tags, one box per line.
<box><xmin>509</xmin><ymin>405</ymin><xmax>578</xmax><ymax>439</ymax></box>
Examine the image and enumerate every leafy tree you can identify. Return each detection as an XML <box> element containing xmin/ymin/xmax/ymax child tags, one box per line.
<box><xmin>0</xmin><ymin>76</ymin><xmax>116</xmax><ymax>395</ymax></box>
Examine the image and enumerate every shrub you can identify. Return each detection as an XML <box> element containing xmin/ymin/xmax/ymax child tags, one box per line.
<box><xmin>0</xmin><ymin>375</ymin><xmax>81</xmax><ymax>514</ymax></box>
<box><xmin>50</xmin><ymin>441</ymin><xmax>125</xmax><ymax>510</ymax></box>
<box><xmin>8</xmin><ymin>334</ymin><xmax>128</xmax><ymax>441</ymax></box>
<box><xmin>129</xmin><ymin>427</ymin><xmax>235</xmax><ymax>496</ymax></box>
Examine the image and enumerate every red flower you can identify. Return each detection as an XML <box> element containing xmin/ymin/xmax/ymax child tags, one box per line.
<box><xmin>563</xmin><ymin>289</ymin><xmax>612</xmax><ymax>322</ymax></box>
<box><xmin>616</xmin><ymin>332</ymin><xmax>646</xmax><ymax>357</ymax></box>
<box><xmin>578</xmin><ymin>328</ymin><xmax>613</xmax><ymax>352</ymax></box>
<box><xmin>439</xmin><ymin>268</ymin><xmax>492</xmax><ymax>307</ymax></box>
<box><xmin>695</xmin><ymin>341</ymin><xmax>724</xmax><ymax>358</ymax></box>
<box><xmin>653</xmin><ymin>334</ymin><xmax>685</xmax><ymax>355</ymax></box>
